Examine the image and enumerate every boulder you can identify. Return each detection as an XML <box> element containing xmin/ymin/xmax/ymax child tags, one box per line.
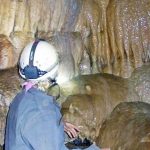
<box><xmin>97</xmin><ymin>102</ymin><xmax>150</xmax><ymax>150</ymax></box>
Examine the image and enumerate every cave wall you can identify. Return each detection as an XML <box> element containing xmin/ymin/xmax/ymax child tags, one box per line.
<box><xmin>0</xmin><ymin>0</ymin><xmax>150</xmax><ymax>80</ymax></box>
<box><xmin>0</xmin><ymin>68</ymin><xmax>21</xmax><ymax>145</ymax></box>
<box><xmin>0</xmin><ymin>0</ymin><xmax>150</xmax><ymax>147</ymax></box>
<box><xmin>60</xmin><ymin>63</ymin><xmax>150</xmax><ymax>142</ymax></box>
<box><xmin>107</xmin><ymin>0</ymin><xmax>150</xmax><ymax>77</ymax></box>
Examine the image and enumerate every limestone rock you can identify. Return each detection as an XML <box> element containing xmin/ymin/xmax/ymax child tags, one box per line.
<box><xmin>107</xmin><ymin>0</ymin><xmax>150</xmax><ymax>77</ymax></box>
<box><xmin>0</xmin><ymin>64</ymin><xmax>150</xmax><ymax>145</ymax></box>
<box><xmin>61</xmin><ymin>63</ymin><xmax>150</xmax><ymax>142</ymax></box>
<box><xmin>0</xmin><ymin>35</ymin><xmax>16</xmax><ymax>69</ymax></box>
<box><xmin>128</xmin><ymin>63</ymin><xmax>150</xmax><ymax>104</ymax></box>
<box><xmin>61</xmin><ymin>73</ymin><xmax>137</xmax><ymax>141</ymax></box>
<box><xmin>97</xmin><ymin>102</ymin><xmax>150</xmax><ymax>150</ymax></box>
<box><xmin>38</xmin><ymin>31</ymin><xmax>90</xmax><ymax>84</ymax></box>
<box><xmin>0</xmin><ymin>67</ymin><xmax>21</xmax><ymax>145</ymax></box>
<box><xmin>0</xmin><ymin>0</ymin><xmax>150</xmax><ymax>78</ymax></box>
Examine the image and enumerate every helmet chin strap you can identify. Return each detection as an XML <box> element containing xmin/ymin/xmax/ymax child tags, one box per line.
<box><xmin>28</xmin><ymin>63</ymin><xmax>59</xmax><ymax>83</ymax></box>
<box><xmin>47</xmin><ymin>80</ymin><xmax>60</xmax><ymax>100</ymax></box>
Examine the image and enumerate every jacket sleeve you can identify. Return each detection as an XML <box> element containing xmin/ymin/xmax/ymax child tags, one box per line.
<box><xmin>21</xmin><ymin>109</ymin><xmax>68</xmax><ymax>150</ymax></box>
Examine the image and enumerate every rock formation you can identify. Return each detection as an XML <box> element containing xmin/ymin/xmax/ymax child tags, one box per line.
<box><xmin>0</xmin><ymin>67</ymin><xmax>21</xmax><ymax>145</ymax></box>
<box><xmin>0</xmin><ymin>34</ymin><xmax>16</xmax><ymax>69</ymax></box>
<box><xmin>0</xmin><ymin>0</ymin><xmax>150</xmax><ymax>148</ymax></box>
<box><xmin>97</xmin><ymin>102</ymin><xmax>150</xmax><ymax>150</ymax></box>
<box><xmin>60</xmin><ymin>63</ymin><xmax>150</xmax><ymax>143</ymax></box>
<box><xmin>107</xmin><ymin>0</ymin><xmax>150</xmax><ymax>78</ymax></box>
<box><xmin>0</xmin><ymin>63</ymin><xmax>150</xmax><ymax>146</ymax></box>
<box><xmin>0</xmin><ymin>0</ymin><xmax>150</xmax><ymax>78</ymax></box>
<box><xmin>39</xmin><ymin>32</ymin><xmax>90</xmax><ymax>84</ymax></box>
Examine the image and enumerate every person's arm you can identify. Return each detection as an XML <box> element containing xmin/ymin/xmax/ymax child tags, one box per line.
<box><xmin>21</xmin><ymin>110</ymin><xmax>68</xmax><ymax>150</ymax></box>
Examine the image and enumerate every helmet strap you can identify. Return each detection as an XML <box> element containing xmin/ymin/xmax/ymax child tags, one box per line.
<box><xmin>21</xmin><ymin>39</ymin><xmax>47</xmax><ymax>79</ymax></box>
<box><xmin>48</xmin><ymin>81</ymin><xmax>60</xmax><ymax>100</ymax></box>
<box><xmin>29</xmin><ymin>39</ymin><xmax>40</xmax><ymax>66</ymax></box>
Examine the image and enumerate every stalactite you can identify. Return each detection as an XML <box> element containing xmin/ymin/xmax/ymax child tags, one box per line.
<box><xmin>107</xmin><ymin>0</ymin><xmax>150</xmax><ymax>78</ymax></box>
<box><xmin>0</xmin><ymin>0</ymin><xmax>149</xmax><ymax>79</ymax></box>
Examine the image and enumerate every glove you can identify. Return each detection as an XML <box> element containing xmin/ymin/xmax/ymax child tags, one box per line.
<box><xmin>65</xmin><ymin>137</ymin><xmax>93</xmax><ymax>149</ymax></box>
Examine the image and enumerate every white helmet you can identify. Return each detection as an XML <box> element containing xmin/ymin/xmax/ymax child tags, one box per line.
<box><xmin>19</xmin><ymin>39</ymin><xmax>59</xmax><ymax>82</ymax></box>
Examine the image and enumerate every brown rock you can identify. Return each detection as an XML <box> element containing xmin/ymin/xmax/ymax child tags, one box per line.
<box><xmin>61</xmin><ymin>64</ymin><xmax>150</xmax><ymax>144</ymax></box>
<box><xmin>0</xmin><ymin>0</ymin><xmax>150</xmax><ymax>78</ymax></box>
<box><xmin>61</xmin><ymin>74</ymin><xmax>137</xmax><ymax>141</ymax></box>
<box><xmin>97</xmin><ymin>102</ymin><xmax>150</xmax><ymax>150</ymax></box>
<box><xmin>0</xmin><ymin>35</ymin><xmax>16</xmax><ymax>69</ymax></box>
<box><xmin>107</xmin><ymin>0</ymin><xmax>150</xmax><ymax>77</ymax></box>
<box><xmin>0</xmin><ymin>67</ymin><xmax>21</xmax><ymax>144</ymax></box>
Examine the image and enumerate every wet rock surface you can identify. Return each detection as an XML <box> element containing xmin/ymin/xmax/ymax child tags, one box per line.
<box><xmin>0</xmin><ymin>0</ymin><xmax>150</xmax><ymax>148</ymax></box>
<box><xmin>61</xmin><ymin>74</ymin><xmax>136</xmax><ymax>141</ymax></box>
<box><xmin>97</xmin><ymin>102</ymin><xmax>150</xmax><ymax>150</ymax></box>
<box><xmin>61</xmin><ymin>64</ymin><xmax>150</xmax><ymax>144</ymax></box>
<box><xmin>0</xmin><ymin>67</ymin><xmax>21</xmax><ymax>145</ymax></box>
<box><xmin>0</xmin><ymin>34</ymin><xmax>16</xmax><ymax>69</ymax></box>
<box><xmin>0</xmin><ymin>0</ymin><xmax>150</xmax><ymax>79</ymax></box>
<box><xmin>128</xmin><ymin>63</ymin><xmax>150</xmax><ymax>104</ymax></box>
<box><xmin>60</xmin><ymin>63</ymin><xmax>150</xmax><ymax>103</ymax></box>
<box><xmin>42</xmin><ymin>32</ymin><xmax>89</xmax><ymax>84</ymax></box>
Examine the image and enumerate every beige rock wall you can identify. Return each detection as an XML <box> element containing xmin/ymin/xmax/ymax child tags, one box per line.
<box><xmin>0</xmin><ymin>0</ymin><xmax>149</xmax><ymax>79</ymax></box>
<box><xmin>0</xmin><ymin>68</ymin><xmax>21</xmax><ymax>145</ymax></box>
<box><xmin>0</xmin><ymin>35</ymin><xmax>16</xmax><ymax>69</ymax></box>
<box><xmin>61</xmin><ymin>63</ymin><xmax>150</xmax><ymax>142</ymax></box>
<box><xmin>107</xmin><ymin>0</ymin><xmax>150</xmax><ymax>77</ymax></box>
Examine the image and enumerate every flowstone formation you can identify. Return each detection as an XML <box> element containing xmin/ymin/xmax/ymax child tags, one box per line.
<box><xmin>60</xmin><ymin>63</ymin><xmax>150</xmax><ymax>143</ymax></box>
<box><xmin>107</xmin><ymin>0</ymin><xmax>150</xmax><ymax>77</ymax></box>
<box><xmin>0</xmin><ymin>0</ymin><xmax>150</xmax><ymax>78</ymax></box>
<box><xmin>0</xmin><ymin>0</ymin><xmax>150</xmax><ymax>148</ymax></box>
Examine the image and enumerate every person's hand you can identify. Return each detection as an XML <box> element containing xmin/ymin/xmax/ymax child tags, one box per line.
<box><xmin>63</xmin><ymin>121</ymin><xmax>79</xmax><ymax>138</ymax></box>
